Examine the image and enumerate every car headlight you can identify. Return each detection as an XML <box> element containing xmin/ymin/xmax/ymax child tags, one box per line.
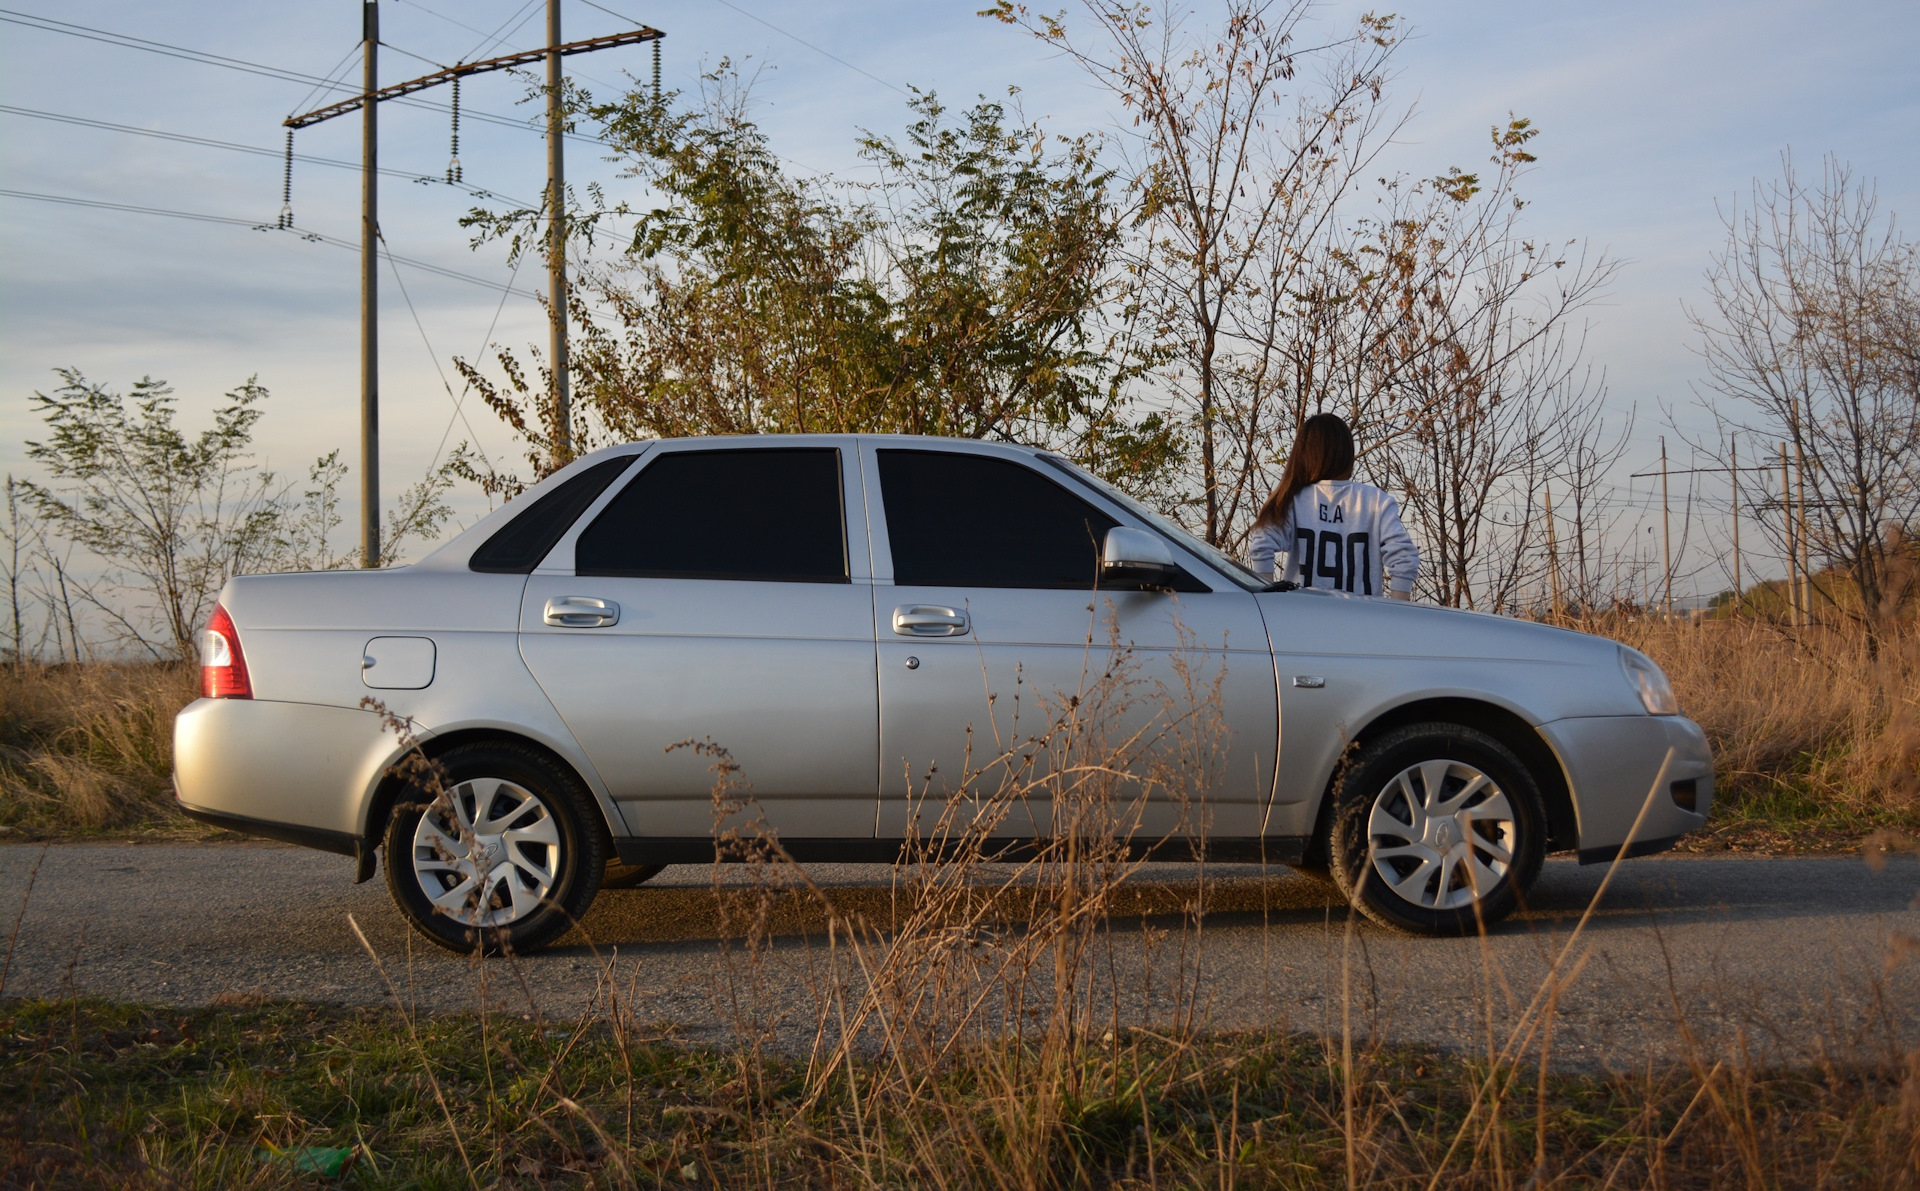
<box><xmin>1618</xmin><ymin>646</ymin><xmax>1678</xmax><ymax>715</ymax></box>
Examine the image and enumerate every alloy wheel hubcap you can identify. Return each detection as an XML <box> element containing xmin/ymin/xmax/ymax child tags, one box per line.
<box><xmin>411</xmin><ymin>777</ymin><xmax>561</xmax><ymax>928</ymax></box>
<box><xmin>1366</xmin><ymin>759</ymin><xmax>1516</xmax><ymax>911</ymax></box>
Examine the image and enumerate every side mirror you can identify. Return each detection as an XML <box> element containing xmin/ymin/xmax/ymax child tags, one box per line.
<box><xmin>1101</xmin><ymin>526</ymin><xmax>1178</xmax><ymax>589</ymax></box>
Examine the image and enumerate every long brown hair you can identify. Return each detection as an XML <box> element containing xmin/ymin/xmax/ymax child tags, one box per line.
<box><xmin>1254</xmin><ymin>413</ymin><xmax>1356</xmax><ymax>528</ymax></box>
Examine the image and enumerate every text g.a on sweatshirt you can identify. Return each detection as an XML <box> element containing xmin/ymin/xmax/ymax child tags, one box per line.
<box><xmin>1247</xmin><ymin>480</ymin><xmax>1420</xmax><ymax>596</ymax></box>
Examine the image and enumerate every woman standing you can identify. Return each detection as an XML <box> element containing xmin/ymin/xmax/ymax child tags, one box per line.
<box><xmin>1247</xmin><ymin>413</ymin><xmax>1420</xmax><ymax>599</ymax></box>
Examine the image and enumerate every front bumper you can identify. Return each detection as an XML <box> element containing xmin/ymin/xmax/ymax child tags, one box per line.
<box><xmin>1536</xmin><ymin>714</ymin><xmax>1713</xmax><ymax>861</ymax></box>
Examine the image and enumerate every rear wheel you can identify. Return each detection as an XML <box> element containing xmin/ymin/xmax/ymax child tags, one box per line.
<box><xmin>1327</xmin><ymin>723</ymin><xmax>1545</xmax><ymax>935</ymax></box>
<box><xmin>382</xmin><ymin>742</ymin><xmax>606</xmax><ymax>954</ymax></box>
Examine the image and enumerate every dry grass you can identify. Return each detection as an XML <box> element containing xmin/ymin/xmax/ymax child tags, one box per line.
<box><xmin>3</xmin><ymin>616</ymin><xmax>1916</xmax><ymax>852</ymax></box>
<box><xmin>3</xmin><ymin>626</ymin><xmax>1919</xmax><ymax>1187</ymax></box>
<box><xmin>1610</xmin><ymin>617</ymin><xmax>1920</xmax><ymax>846</ymax></box>
<box><xmin>3</xmin><ymin>996</ymin><xmax>1916</xmax><ymax>1189</ymax></box>
<box><xmin>0</xmin><ymin>662</ymin><xmax>199</xmax><ymax>834</ymax></box>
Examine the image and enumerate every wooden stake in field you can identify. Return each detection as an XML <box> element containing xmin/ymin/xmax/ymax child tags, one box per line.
<box><xmin>1660</xmin><ymin>438</ymin><xmax>1673</xmax><ymax>617</ymax></box>
<box><xmin>1794</xmin><ymin>435</ymin><xmax>1812</xmax><ymax>622</ymax></box>
<box><xmin>1780</xmin><ymin>441</ymin><xmax>1798</xmax><ymax>625</ymax></box>
<box><xmin>1544</xmin><ymin>484</ymin><xmax>1563</xmax><ymax>617</ymax></box>
<box><xmin>1730</xmin><ymin>437</ymin><xmax>1742</xmax><ymax>615</ymax></box>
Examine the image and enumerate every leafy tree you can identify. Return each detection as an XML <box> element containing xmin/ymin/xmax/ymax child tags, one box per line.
<box><xmin>21</xmin><ymin>370</ymin><xmax>285</xmax><ymax>660</ymax></box>
<box><xmin>456</xmin><ymin>68</ymin><xmax>1172</xmax><ymax>496</ymax></box>
<box><xmin>19</xmin><ymin>372</ymin><xmax>462</xmax><ymax>660</ymax></box>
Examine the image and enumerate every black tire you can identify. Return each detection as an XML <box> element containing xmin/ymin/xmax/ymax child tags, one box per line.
<box><xmin>601</xmin><ymin>862</ymin><xmax>666</xmax><ymax>889</ymax></box>
<box><xmin>383</xmin><ymin>741</ymin><xmax>607</xmax><ymax>955</ymax></box>
<box><xmin>1326</xmin><ymin>722</ymin><xmax>1546</xmax><ymax>935</ymax></box>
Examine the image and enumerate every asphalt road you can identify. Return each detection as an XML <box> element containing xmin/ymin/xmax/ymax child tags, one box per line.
<box><xmin>2</xmin><ymin>843</ymin><xmax>1915</xmax><ymax>1069</ymax></box>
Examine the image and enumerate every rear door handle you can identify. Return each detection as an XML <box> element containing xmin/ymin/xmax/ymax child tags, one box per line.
<box><xmin>892</xmin><ymin>605</ymin><xmax>969</xmax><ymax>636</ymax></box>
<box><xmin>543</xmin><ymin>596</ymin><xmax>620</xmax><ymax>628</ymax></box>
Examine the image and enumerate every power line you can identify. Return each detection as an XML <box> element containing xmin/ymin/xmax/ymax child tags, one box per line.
<box><xmin>287</xmin><ymin>42</ymin><xmax>365</xmax><ymax>120</ymax></box>
<box><xmin>391</xmin><ymin>0</ymin><xmax>498</xmax><ymax>45</ymax></box>
<box><xmin>0</xmin><ymin>8</ymin><xmax>330</xmax><ymax>87</ymax></box>
<box><xmin>378</xmin><ymin>40</ymin><xmax>448</xmax><ymax>72</ymax></box>
<box><xmin>0</xmin><ymin>8</ymin><xmax>614</xmax><ymax>146</ymax></box>
<box><xmin>465</xmin><ymin>0</ymin><xmax>544</xmax><ymax>63</ymax></box>
<box><xmin>0</xmin><ymin>187</ymin><xmax>540</xmax><ymax>299</ymax></box>
<box><xmin>603</xmin><ymin>0</ymin><xmax>911</xmax><ymax>98</ymax></box>
<box><xmin>0</xmin><ymin>105</ymin><xmax>535</xmax><ymax>208</ymax></box>
<box><xmin>378</xmin><ymin>228</ymin><xmax>496</xmax><ymax>475</ymax></box>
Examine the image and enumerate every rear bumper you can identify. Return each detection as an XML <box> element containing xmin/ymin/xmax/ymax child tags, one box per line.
<box><xmin>172</xmin><ymin>697</ymin><xmax>402</xmax><ymax>841</ymax></box>
<box><xmin>175</xmin><ymin>798</ymin><xmax>359</xmax><ymax>857</ymax></box>
<box><xmin>1538</xmin><ymin>714</ymin><xmax>1713</xmax><ymax>856</ymax></box>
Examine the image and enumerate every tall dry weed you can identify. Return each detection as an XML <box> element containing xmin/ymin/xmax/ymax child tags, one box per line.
<box><xmin>1609</xmin><ymin>616</ymin><xmax>1920</xmax><ymax>826</ymax></box>
<box><xmin>0</xmin><ymin>662</ymin><xmax>196</xmax><ymax>831</ymax></box>
<box><xmin>677</xmin><ymin>613</ymin><xmax>1237</xmax><ymax>1184</ymax></box>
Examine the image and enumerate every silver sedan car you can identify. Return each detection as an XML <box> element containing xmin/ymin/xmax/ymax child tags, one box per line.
<box><xmin>174</xmin><ymin>435</ymin><xmax>1711</xmax><ymax>952</ymax></box>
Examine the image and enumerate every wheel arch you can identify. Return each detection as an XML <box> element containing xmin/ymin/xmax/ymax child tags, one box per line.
<box><xmin>358</xmin><ymin>726</ymin><xmax>623</xmax><ymax>880</ymax></box>
<box><xmin>1304</xmin><ymin>696</ymin><xmax>1579</xmax><ymax>861</ymax></box>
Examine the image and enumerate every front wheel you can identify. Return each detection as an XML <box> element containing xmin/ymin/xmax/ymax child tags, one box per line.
<box><xmin>1327</xmin><ymin>723</ymin><xmax>1546</xmax><ymax>935</ymax></box>
<box><xmin>383</xmin><ymin>741</ymin><xmax>607</xmax><ymax>954</ymax></box>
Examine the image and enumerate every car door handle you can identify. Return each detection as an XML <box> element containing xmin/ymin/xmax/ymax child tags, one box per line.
<box><xmin>892</xmin><ymin>605</ymin><xmax>969</xmax><ymax>637</ymax></box>
<box><xmin>543</xmin><ymin>596</ymin><xmax>620</xmax><ymax>628</ymax></box>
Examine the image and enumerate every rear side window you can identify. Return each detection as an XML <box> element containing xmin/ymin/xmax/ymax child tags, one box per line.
<box><xmin>575</xmin><ymin>448</ymin><xmax>848</xmax><ymax>582</ymax></box>
<box><xmin>878</xmin><ymin>450</ymin><xmax>1117</xmax><ymax>588</ymax></box>
<box><xmin>469</xmin><ymin>455</ymin><xmax>636</xmax><ymax>573</ymax></box>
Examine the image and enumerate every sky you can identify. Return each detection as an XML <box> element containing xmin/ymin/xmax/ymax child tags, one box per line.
<box><xmin>2</xmin><ymin>0</ymin><xmax>1916</xmax><ymax>600</ymax></box>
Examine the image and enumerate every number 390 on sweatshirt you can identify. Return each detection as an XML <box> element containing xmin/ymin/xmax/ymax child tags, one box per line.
<box><xmin>1246</xmin><ymin>480</ymin><xmax>1421</xmax><ymax>596</ymax></box>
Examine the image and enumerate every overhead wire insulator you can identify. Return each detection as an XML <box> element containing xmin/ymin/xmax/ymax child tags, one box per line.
<box><xmin>447</xmin><ymin>74</ymin><xmax>463</xmax><ymax>183</ymax></box>
<box><xmin>652</xmin><ymin>38</ymin><xmax>661</xmax><ymax>103</ymax></box>
<box><xmin>279</xmin><ymin>128</ymin><xmax>294</xmax><ymax>228</ymax></box>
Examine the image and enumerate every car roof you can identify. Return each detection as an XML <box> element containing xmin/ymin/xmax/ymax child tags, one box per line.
<box><xmin>601</xmin><ymin>433</ymin><xmax>1047</xmax><ymax>454</ymax></box>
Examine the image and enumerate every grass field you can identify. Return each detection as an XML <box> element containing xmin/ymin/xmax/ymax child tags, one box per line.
<box><xmin>2</xmin><ymin>995</ymin><xmax>1914</xmax><ymax>1188</ymax></box>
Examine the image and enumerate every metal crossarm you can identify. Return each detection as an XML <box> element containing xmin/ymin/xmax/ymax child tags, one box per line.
<box><xmin>284</xmin><ymin>26</ymin><xmax>663</xmax><ymax>129</ymax></box>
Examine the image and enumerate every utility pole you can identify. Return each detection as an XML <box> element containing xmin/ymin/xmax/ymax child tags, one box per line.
<box><xmin>359</xmin><ymin>1</ymin><xmax>380</xmax><ymax>567</ymax></box>
<box><xmin>1544</xmin><ymin>484</ymin><xmax>1562</xmax><ymax>618</ymax></box>
<box><xmin>283</xmin><ymin>7</ymin><xmax>664</xmax><ymax>563</ymax></box>
<box><xmin>1780</xmin><ymin>442</ymin><xmax>1797</xmax><ymax>625</ymax></box>
<box><xmin>1659</xmin><ymin>437</ymin><xmax>1672</xmax><ymax>617</ymax></box>
<box><xmin>1794</xmin><ymin>437</ymin><xmax>1812</xmax><ymax>623</ymax></box>
<box><xmin>546</xmin><ymin>0</ymin><xmax>570</xmax><ymax>465</ymax></box>
<box><xmin>1730</xmin><ymin>437</ymin><xmax>1741</xmax><ymax>615</ymax></box>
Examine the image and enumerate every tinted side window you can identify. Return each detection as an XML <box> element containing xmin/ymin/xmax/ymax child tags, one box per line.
<box><xmin>878</xmin><ymin>450</ymin><xmax>1117</xmax><ymax>588</ymax></box>
<box><xmin>575</xmin><ymin>448</ymin><xmax>847</xmax><ymax>582</ymax></box>
<box><xmin>469</xmin><ymin>455</ymin><xmax>636</xmax><ymax>573</ymax></box>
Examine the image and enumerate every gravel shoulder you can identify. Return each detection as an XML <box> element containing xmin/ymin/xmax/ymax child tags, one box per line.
<box><xmin>3</xmin><ymin>842</ymin><xmax>1916</xmax><ymax>1070</ymax></box>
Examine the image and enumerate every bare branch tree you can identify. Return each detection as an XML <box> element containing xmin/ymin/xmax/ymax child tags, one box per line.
<box><xmin>1693</xmin><ymin>154</ymin><xmax>1920</xmax><ymax>647</ymax></box>
<box><xmin>990</xmin><ymin>0</ymin><xmax>1404</xmax><ymax>543</ymax></box>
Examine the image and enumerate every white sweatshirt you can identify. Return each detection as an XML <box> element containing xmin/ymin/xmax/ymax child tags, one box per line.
<box><xmin>1246</xmin><ymin>480</ymin><xmax>1420</xmax><ymax>596</ymax></box>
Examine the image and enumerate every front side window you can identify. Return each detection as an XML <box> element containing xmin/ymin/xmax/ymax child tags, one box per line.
<box><xmin>1037</xmin><ymin>454</ymin><xmax>1259</xmax><ymax>589</ymax></box>
<box><xmin>575</xmin><ymin>448</ymin><xmax>848</xmax><ymax>582</ymax></box>
<box><xmin>877</xmin><ymin>449</ymin><xmax>1118</xmax><ymax>588</ymax></box>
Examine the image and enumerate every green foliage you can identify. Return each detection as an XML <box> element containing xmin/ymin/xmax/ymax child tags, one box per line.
<box><xmin>21</xmin><ymin>370</ymin><xmax>285</xmax><ymax>659</ymax></box>
<box><xmin>17</xmin><ymin>372</ymin><xmax>463</xmax><ymax>659</ymax></box>
<box><xmin>457</xmin><ymin>68</ymin><xmax>1173</xmax><ymax>496</ymax></box>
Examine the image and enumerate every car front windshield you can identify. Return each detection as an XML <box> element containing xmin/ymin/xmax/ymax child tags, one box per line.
<box><xmin>1037</xmin><ymin>455</ymin><xmax>1265</xmax><ymax>589</ymax></box>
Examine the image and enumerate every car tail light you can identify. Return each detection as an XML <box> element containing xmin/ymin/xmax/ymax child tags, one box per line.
<box><xmin>199</xmin><ymin>604</ymin><xmax>252</xmax><ymax>699</ymax></box>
